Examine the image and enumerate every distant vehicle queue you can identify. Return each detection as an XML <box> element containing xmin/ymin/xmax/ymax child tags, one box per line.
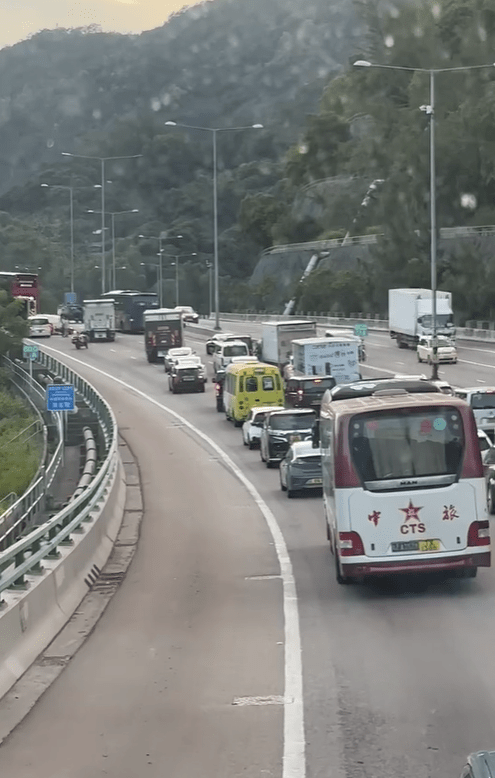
<box><xmin>33</xmin><ymin>306</ymin><xmax>493</xmax><ymax>586</ymax></box>
<box><xmin>143</xmin><ymin>317</ymin><xmax>492</xmax><ymax>587</ymax></box>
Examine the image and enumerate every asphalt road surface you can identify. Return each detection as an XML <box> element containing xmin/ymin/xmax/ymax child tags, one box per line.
<box><xmin>1</xmin><ymin>321</ymin><xmax>495</xmax><ymax>778</ymax></box>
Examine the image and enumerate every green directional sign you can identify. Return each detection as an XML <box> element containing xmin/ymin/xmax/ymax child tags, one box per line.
<box><xmin>354</xmin><ymin>323</ymin><xmax>368</xmax><ymax>338</ymax></box>
<box><xmin>23</xmin><ymin>344</ymin><xmax>39</xmax><ymax>360</ymax></box>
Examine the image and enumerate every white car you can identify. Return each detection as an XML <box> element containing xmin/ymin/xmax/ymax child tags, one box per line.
<box><xmin>174</xmin><ymin>305</ymin><xmax>199</xmax><ymax>323</ymax></box>
<box><xmin>242</xmin><ymin>405</ymin><xmax>285</xmax><ymax>449</ymax></box>
<box><xmin>164</xmin><ymin>346</ymin><xmax>195</xmax><ymax>372</ymax></box>
<box><xmin>417</xmin><ymin>336</ymin><xmax>457</xmax><ymax>364</ymax></box>
<box><xmin>173</xmin><ymin>354</ymin><xmax>207</xmax><ymax>380</ymax></box>
<box><xmin>28</xmin><ymin>316</ymin><xmax>52</xmax><ymax>338</ymax></box>
<box><xmin>478</xmin><ymin>429</ymin><xmax>493</xmax><ymax>461</ymax></box>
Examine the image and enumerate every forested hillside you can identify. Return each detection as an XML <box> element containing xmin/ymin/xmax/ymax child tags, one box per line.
<box><xmin>1</xmin><ymin>0</ymin><xmax>495</xmax><ymax>323</ymax></box>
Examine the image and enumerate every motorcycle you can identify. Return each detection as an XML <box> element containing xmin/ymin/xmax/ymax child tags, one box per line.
<box><xmin>72</xmin><ymin>332</ymin><xmax>89</xmax><ymax>350</ymax></box>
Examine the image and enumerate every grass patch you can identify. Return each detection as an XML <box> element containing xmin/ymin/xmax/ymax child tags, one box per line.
<box><xmin>0</xmin><ymin>390</ymin><xmax>41</xmax><ymax>508</ymax></box>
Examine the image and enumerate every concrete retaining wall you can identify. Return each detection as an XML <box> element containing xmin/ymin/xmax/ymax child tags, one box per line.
<box><xmin>0</xmin><ymin>453</ymin><xmax>126</xmax><ymax>700</ymax></box>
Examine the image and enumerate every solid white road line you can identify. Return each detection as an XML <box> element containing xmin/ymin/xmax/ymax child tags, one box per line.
<box><xmin>39</xmin><ymin>344</ymin><xmax>306</xmax><ymax>778</ymax></box>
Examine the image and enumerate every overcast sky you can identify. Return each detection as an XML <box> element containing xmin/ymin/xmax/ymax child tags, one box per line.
<box><xmin>0</xmin><ymin>0</ymin><xmax>200</xmax><ymax>48</ymax></box>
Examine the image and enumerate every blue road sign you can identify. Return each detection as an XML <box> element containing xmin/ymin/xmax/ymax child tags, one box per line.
<box><xmin>23</xmin><ymin>344</ymin><xmax>39</xmax><ymax>360</ymax></box>
<box><xmin>354</xmin><ymin>323</ymin><xmax>368</xmax><ymax>338</ymax></box>
<box><xmin>46</xmin><ymin>384</ymin><xmax>75</xmax><ymax>412</ymax></box>
<box><xmin>65</xmin><ymin>292</ymin><xmax>77</xmax><ymax>304</ymax></box>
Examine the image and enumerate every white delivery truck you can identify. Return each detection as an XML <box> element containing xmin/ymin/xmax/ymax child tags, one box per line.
<box><xmin>292</xmin><ymin>337</ymin><xmax>361</xmax><ymax>384</ymax></box>
<box><xmin>261</xmin><ymin>320</ymin><xmax>317</xmax><ymax>368</ymax></box>
<box><xmin>83</xmin><ymin>299</ymin><xmax>116</xmax><ymax>342</ymax></box>
<box><xmin>389</xmin><ymin>288</ymin><xmax>455</xmax><ymax>349</ymax></box>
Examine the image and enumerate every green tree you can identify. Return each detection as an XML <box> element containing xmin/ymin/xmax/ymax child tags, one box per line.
<box><xmin>0</xmin><ymin>291</ymin><xmax>29</xmax><ymax>357</ymax></box>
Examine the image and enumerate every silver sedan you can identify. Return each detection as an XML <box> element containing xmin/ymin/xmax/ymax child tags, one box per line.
<box><xmin>279</xmin><ymin>440</ymin><xmax>322</xmax><ymax>498</ymax></box>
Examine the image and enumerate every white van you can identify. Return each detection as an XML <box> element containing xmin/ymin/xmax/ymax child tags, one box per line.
<box><xmin>454</xmin><ymin>387</ymin><xmax>495</xmax><ymax>441</ymax></box>
<box><xmin>316</xmin><ymin>379</ymin><xmax>490</xmax><ymax>584</ymax></box>
<box><xmin>212</xmin><ymin>340</ymin><xmax>250</xmax><ymax>374</ymax></box>
<box><xmin>28</xmin><ymin>316</ymin><xmax>52</xmax><ymax>338</ymax></box>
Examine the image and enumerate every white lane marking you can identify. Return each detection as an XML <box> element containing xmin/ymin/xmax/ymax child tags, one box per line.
<box><xmin>478</xmin><ymin>379</ymin><xmax>486</xmax><ymax>383</ymax></box>
<box><xmin>396</xmin><ymin>361</ymin><xmax>404</xmax><ymax>365</ymax></box>
<box><xmin>233</xmin><ymin>695</ymin><xmax>288</xmax><ymax>706</ymax></box>
<box><xmin>110</xmin><ymin>349</ymin><xmax>116</xmax><ymax>352</ymax></box>
<box><xmin>39</xmin><ymin>344</ymin><xmax>306</xmax><ymax>778</ymax></box>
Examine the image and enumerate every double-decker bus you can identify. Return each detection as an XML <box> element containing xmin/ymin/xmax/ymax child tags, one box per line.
<box><xmin>100</xmin><ymin>290</ymin><xmax>159</xmax><ymax>333</ymax></box>
<box><xmin>0</xmin><ymin>271</ymin><xmax>39</xmax><ymax>316</ymax></box>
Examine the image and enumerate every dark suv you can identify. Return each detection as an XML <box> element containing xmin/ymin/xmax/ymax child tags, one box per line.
<box><xmin>260</xmin><ymin>408</ymin><xmax>317</xmax><ymax>467</ymax></box>
<box><xmin>285</xmin><ymin>375</ymin><xmax>336</xmax><ymax>409</ymax></box>
<box><xmin>168</xmin><ymin>363</ymin><xmax>206</xmax><ymax>394</ymax></box>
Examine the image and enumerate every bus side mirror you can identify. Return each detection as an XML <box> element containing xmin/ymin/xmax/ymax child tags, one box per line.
<box><xmin>312</xmin><ymin>419</ymin><xmax>320</xmax><ymax>448</ymax></box>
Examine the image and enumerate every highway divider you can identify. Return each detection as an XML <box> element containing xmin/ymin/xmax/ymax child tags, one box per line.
<box><xmin>0</xmin><ymin>349</ymin><xmax>125</xmax><ymax>700</ymax></box>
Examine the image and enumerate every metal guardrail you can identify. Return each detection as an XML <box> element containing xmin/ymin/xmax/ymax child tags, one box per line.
<box><xmin>0</xmin><ymin>357</ymin><xmax>61</xmax><ymax>549</ymax></box>
<box><xmin>260</xmin><ymin>225</ymin><xmax>495</xmax><ymax>257</ymax></box>
<box><xmin>0</xmin><ymin>350</ymin><xmax>117</xmax><ymax>596</ymax></box>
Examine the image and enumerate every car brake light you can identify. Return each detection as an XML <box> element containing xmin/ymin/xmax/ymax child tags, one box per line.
<box><xmin>339</xmin><ymin>531</ymin><xmax>364</xmax><ymax>556</ymax></box>
<box><xmin>467</xmin><ymin>520</ymin><xmax>490</xmax><ymax>547</ymax></box>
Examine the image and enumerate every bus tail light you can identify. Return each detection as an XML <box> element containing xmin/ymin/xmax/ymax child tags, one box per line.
<box><xmin>467</xmin><ymin>521</ymin><xmax>490</xmax><ymax>547</ymax></box>
<box><xmin>339</xmin><ymin>531</ymin><xmax>364</xmax><ymax>556</ymax></box>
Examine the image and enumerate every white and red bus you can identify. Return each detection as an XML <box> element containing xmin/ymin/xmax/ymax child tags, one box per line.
<box><xmin>316</xmin><ymin>379</ymin><xmax>490</xmax><ymax>584</ymax></box>
<box><xmin>0</xmin><ymin>271</ymin><xmax>39</xmax><ymax>315</ymax></box>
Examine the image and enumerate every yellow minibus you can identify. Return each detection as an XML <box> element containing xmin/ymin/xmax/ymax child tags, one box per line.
<box><xmin>223</xmin><ymin>362</ymin><xmax>284</xmax><ymax>426</ymax></box>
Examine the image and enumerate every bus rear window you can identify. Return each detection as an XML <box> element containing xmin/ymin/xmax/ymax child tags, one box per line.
<box><xmin>349</xmin><ymin>407</ymin><xmax>464</xmax><ymax>484</ymax></box>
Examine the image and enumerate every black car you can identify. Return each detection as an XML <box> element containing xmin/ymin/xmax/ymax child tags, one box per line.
<box><xmin>168</xmin><ymin>362</ymin><xmax>206</xmax><ymax>394</ymax></box>
<box><xmin>285</xmin><ymin>375</ymin><xmax>336</xmax><ymax>409</ymax></box>
<box><xmin>259</xmin><ymin>408</ymin><xmax>317</xmax><ymax>467</ymax></box>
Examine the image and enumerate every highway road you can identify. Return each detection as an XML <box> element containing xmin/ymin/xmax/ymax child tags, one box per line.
<box><xmin>2</xmin><ymin>322</ymin><xmax>495</xmax><ymax>778</ymax></box>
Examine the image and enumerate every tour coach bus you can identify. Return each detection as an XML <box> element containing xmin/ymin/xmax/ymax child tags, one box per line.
<box><xmin>314</xmin><ymin>379</ymin><xmax>490</xmax><ymax>584</ymax></box>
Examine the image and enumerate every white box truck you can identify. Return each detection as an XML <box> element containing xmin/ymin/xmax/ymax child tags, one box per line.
<box><xmin>389</xmin><ymin>288</ymin><xmax>455</xmax><ymax>349</ymax></box>
<box><xmin>292</xmin><ymin>337</ymin><xmax>361</xmax><ymax>384</ymax></box>
<box><xmin>261</xmin><ymin>320</ymin><xmax>317</xmax><ymax>367</ymax></box>
<box><xmin>83</xmin><ymin>299</ymin><xmax>116</xmax><ymax>342</ymax></box>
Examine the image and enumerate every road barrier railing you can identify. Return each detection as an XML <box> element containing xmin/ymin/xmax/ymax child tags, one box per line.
<box><xmin>0</xmin><ymin>350</ymin><xmax>117</xmax><ymax>593</ymax></box>
<box><xmin>199</xmin><ymin>313</ymin><xmax>495</xmax><ymax>344</ymax></box>
<box><xmin>0</xmin><ymin>347</ymin><xmax>124</xmax><ymax>701</ymax></box>
<box><xmin>0</xmin><ymin>356</ymin><xmax>60</xmax><ymax>549</ymax></box>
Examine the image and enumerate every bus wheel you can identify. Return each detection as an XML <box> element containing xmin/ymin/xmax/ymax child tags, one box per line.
<box><xmin>234</xmin><ymin>418</ymin><xmax>242</xmax><ymax>428</ymax></box>
<box><xmin>335</xmin><ymin>551</ymin><xmax>351</xmax><ymax>585</ymax></box>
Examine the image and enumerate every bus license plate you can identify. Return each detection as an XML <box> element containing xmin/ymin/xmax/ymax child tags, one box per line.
<box><xmin>391</xmin><ymin>539</ymin><xmax>440</xmax><ymax>553</ymax></box>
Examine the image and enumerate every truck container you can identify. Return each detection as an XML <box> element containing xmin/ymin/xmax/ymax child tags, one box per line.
<box><xmin>292</xmin><ymin>337</ymin><xmax>361</xmax><ymax>384</ymax></box>
<box><xmin>83</xmin><ymin>299</ymin><xmax>116</xmax><ymax>342</ymax></box>
<box><xmin>261</xmin><ymin>320</ymin><xmax>317</xmax><ymax>367</ymax></box>
<box><xmin>143</xmin><ymin>308</ymin><xmax>183</xmax><ymax>363</ymax></box>
<box><xmin>389</xmin><ymin>288</ymin><xmax>455</xmax><ymax>348</ymax></box>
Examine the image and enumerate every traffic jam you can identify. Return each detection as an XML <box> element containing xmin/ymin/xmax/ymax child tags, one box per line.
<box><xmin>142</xmin><ymin>292</ymin><xmax>494</xmax><ymax>587</ymax></box>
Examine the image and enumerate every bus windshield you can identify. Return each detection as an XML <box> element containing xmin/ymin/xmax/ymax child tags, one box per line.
<box><xmin>349</xmin><ymin>407</ymin><xmax>464</xmax><ymax>482</ymax></box>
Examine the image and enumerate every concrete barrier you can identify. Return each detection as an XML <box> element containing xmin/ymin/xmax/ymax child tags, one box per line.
<box><xmin>0</xmin><ymin>454</ymin><xmax>125</xmax><ymax>699</ymax></box>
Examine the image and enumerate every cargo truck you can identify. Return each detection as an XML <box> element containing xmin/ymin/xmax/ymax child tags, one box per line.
<box><xmin>292</xmin><ymin>337</ymin><xmax>361</xmax><ymax>384</ymax></box>
<box><xmin>389</xmin><ymin>288</ymin><xmax>455</xmax><ymax>348</ymax></box>
<box><xmin>143</xmin><ymin>308</ymin><xmax>183</xmax><ymax>363</ymax></box>
<box><xmin>83</xmin><ymin>299</ymin><xmax>116</xmax><ymax>342</ymax></box>
<box><xmin>260</xmin><ymin>320</ymin><xmax>317</xmax><ymax>368</ymax></box>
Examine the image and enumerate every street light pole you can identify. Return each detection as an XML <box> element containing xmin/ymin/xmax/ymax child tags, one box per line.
<box><xmin>62</xmin><ymin>151</ymin><xmax>143</xmax><ymax>294</ymax></box>
<box><xmin>353</xmin><ymin>59</ymin><xmax>495</xmax><ymax>380</ymax></box>
<box><xmin>206</xmin><ymin>261</ymin><xmax>213</xmax><ymax>317</ymax></box>
<box><xmin>89</xmin><ymin>208</ymin><xmax>139</xmax><ymax>292</ymax></box>
<box><xmin>165</xmin><ymin>121</ymin><xmax>263</xmax><ymax>330</ymax></box>
<box><xmin>175</xmin><ymin>255</ymin><xmax>180</xmax><ymax>306</ymax></box>
<box><xmin>41</xmin><ymin>182</ymin><xmax>76</xmax><ymax>294</ymax></box>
